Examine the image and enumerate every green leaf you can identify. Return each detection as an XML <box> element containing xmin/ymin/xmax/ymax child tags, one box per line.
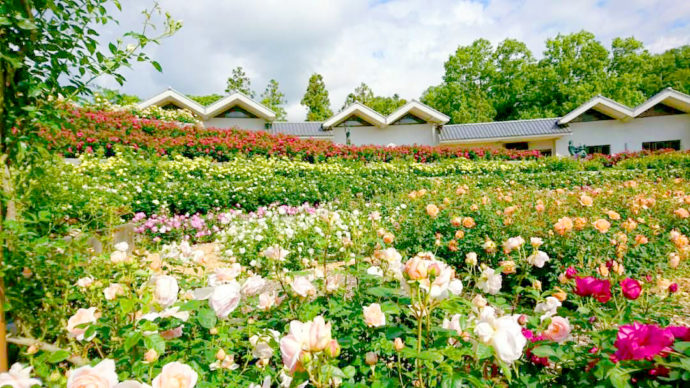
<box><xmin>475</xmin><ymin>343</ymin><xmax>493</xmax><ymax>360</ymax></box>
<box><xmin>124</xmin><ymin>331</ymin><xmax>142</xmax><ymax>351</ymax></box>
<box><xmin>342</xmin><ymin>365</ymin><xmax>356</xmax><ymax>379</ymax></box>
<box><xmin>48</xmin><ymin>350</ymin><xmax>71</xmax><ymax>363</ymax></box>
<box><xmin>144</xmin><ymin>334</ymin><xmax>166</xmax><ymax>354</ymax></box>
<box><xmin>197</xmin><ymin>308</ymin><xmax>217</xmax><ymax>329</ymax></box>
<box><xmin>530</xmin><ymin>345</ymin><xmax>556</xmax><ymax>358</ymax></box>
<box><xmin>608</xmin><ymin>367</ymin><xmax>632</xmax><ymax>388</ymax></box>
<box><xmin>151</xmin><ymin>61</ymin><xmax>162</xmax><ymax>72</ymax></box>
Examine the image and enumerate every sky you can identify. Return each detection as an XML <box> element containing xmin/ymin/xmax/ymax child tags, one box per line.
<box><xmin>96</xmin><ymin>0</ymin><xmax>690</xmax><ymax>121</ymax></box>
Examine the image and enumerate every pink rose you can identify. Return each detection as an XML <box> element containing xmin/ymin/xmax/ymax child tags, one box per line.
<box><xmin>574</xmin><ymin>276</ymin><xmax>611</xmax><ymax>303</ymax></box>
<box><xmin>404</xmin><ymin>257</ymin><xmax>429</xmax><ymax>280</ymax></box>
<box><xmin>308</xmin><ymin>316</ymin><xmax>332</xmax><ymax>352</ymax></box>
<box><xmin>613</xmin><ymin>323</ymin><xmax>674</xmax><ymax>362</ymax></box>
<box><xmin>67</xmin><ymin>359</ymin><xmax>118</xmax><ymax>388</ymax></box>
<box><xmin>67</xmin><ymin>307</ymin><xmax>98</xmax><ymax>341</ymax></box>
<box><xmin>363</xmin><ymin>303</ymin><xmax>386</xmax><ymax>327</ymax></box>
<box><xmin>620</xmin><ymin>278</ymin><xmax>642</xmax><ymax>300</ymax></box>
<box><xmin>152</xmin><ymin>362</ymin><xmax>198</xmax><ymax>388</ymax></box>
<box><xmin>542</xmin><ymin>316</ymin><xmax>570</xmax><ymax>343</ymax></box>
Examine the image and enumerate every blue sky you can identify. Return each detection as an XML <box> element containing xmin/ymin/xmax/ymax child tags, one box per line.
<box><xmin>98</xmin><ymin>0</ymin><xmax>690</xmax><ymax>121</ymax></box>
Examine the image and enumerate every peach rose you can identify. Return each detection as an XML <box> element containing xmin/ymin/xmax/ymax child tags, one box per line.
<box><xmin>291</xmin><ymin>276</ymin><xmax>316</xmax><ymax>297</ymax></box>
<box><xmin>67</xmin><ymin>359</ymin><xmax>118</xmax><ymax>388</ymax></box>
<box><xmin>363</xmin><ymin>303</ymin><xmax>386</xmax><ymax>327</ymax></box>
<box><xmin>67</xmin><ymin>307</ymin><xmax>98</xmax><ymax>341</ymax></box>
<box><xmin>542</xmin><ymin>316</ymin><xmax>570</xmax><ymax>343</ymax></box>
<box><xmin>579</xmin><ymin>194</ymin><xmax>593</xmax><ymax>207</ymax></box>
<box><xmin>153</xmin><ymin>275</ymin><xmax>179</xmax><ymax>308</ymax></box>
<box><xmin>404</xmin><ymin>257</ymin><xmax>429</xmax><ymax>280</ymax></box>
<box><xmin>675</xmin><ymin>208</ymin><xmax>690</xmax><ymax>219</ymax></box>
<box><xmin>307</xmin><ymin>316</ymin><xmax>332</xmax><ymax>352</ymax></box>
<box><xmin>573</xmin><ymin>217</ymin><xmax>587</xmax><ymax>230</ymax></box>
<box><xmin>606</xmin><ymin>210</ymin><xmax>621</xmax><ymax>220</ymax></box>
<box><xmin>593</xmin><ymin>218</ymin><xmax>611</xmax><ymax>233</ymax></box>
<box><xmin>553</xmin><ymin>217</ymin><xmax>573</xmax><ymax>235</ymax></box>
<box><xmin>426</xmin><ymin>204</ymin><xmax>439</xmax><ymax>218</ymax></box>
<box><xmin>104</xmin><ymin>284</ymin><xmax>125</xmax><ymax>301</ymax></box>
<box><xmin>462</xmin><ymin>217</ymin><xmax>476</xmax><ymax>228</ymax></box>
<box><xmin>151</xmin><ymin>362</ymin><xmax>198</xmax><ymax>388</ymax></box>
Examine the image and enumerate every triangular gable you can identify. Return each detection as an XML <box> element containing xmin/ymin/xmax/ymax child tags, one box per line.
<box><xmin>137</xmin><ymin>88</ymin><xmax>206</xmax><ymax>117</ymax></box>
<box><xmin>204</xmin><ymin>93</ymin><xmax>276</xmax><ymax>121</ymax></box>
<box><xmin>323</xmin><ymin>103</ymin><xmax>386</xmax><ymax>129</ymax></box>
<box><xmin>632</xmin><ymin>88</ymin><xmax>690</xmax><ymax>117</ymax></box>
<box><xmin>558</xmin><ymin>95</ymin><xmax>633</xmax><ymax>125</ymax></box>
<box><xmin>386</xmin><ymin>100</ymin><xmax>450</xmax><ymax>125</ymax></box>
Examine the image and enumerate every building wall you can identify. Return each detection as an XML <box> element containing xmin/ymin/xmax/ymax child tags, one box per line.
<box><xmin>555</xmin><ymin>114</ymin><xmax>690</xmax><ymax>155</ymax></box>
<box><xmin>442</xmin><ymin>138</ymin><xmax>557</xmax><ymax>153</ymax></box>
<box><xmin>202</xmin><ymin>118</ymin><xmax>268</xmax><ymax>131</ymax></box>
<box><xmin>332</xmin><ymin>123</ymin><xmax>436</xmax><ymax>146</ymax></box>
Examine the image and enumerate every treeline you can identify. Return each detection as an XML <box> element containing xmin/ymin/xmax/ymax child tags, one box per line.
<box><xmin>102</xmin><ymin>31</ymin><xmax>690</xmax><ymax>124</ymax></box>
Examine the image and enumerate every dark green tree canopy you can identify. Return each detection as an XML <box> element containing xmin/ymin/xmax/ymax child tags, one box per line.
<box><xmin>301</xmin><ymin>73</ymin><xmax>333</xmax><ymax>121</ymax></box>
<box><xmin>187</xmin><ymin>94</ymin><xmax>224</xmax><ymax>106</ymax></box>
<box><xmin>423</xmin><ymin>31</ymin><xmax>690</xmax><ymax>124</ymax></box>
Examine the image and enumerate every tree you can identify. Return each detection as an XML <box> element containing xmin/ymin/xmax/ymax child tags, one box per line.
<box><xmin>421</xmin><ymin>83</ymin><xmax>495</xmax><ymax>124</ymax></box>
<box><xmin>342</xmin><ymin>83</ymin><xmax>406</xmax><ymax>115</ymax></box>
<box><xmin>260</xmin><ymin>79</ymin><xmax>287</xmax><ymax>121</ymax></box>
<box><xmin>225</xmin><ymin>66</ymin><xmax>254</xmax><ymax>97</ymax></box>
<box><xmin>0</xmin><ymin>0</ymin><xmax>179</xmax><ymax>370</ymax></box>
<box><xmin>300</xmin><ymin>74</ymin><xmax>333</xmax><ymax>121</ymax></box>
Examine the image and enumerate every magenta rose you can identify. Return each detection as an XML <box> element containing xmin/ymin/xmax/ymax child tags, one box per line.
<box><xmin>668</xmin><ymin>326</ymin><xmax>690</xmax><ymax>342</ymax></box>
<box><xmin>565</xmin><ymin>266</ymin><xmax>577</xmax><ymax>279</ymax></box>
<box><xmin>574</xmin><ymin>276</ymin><xmax>612</xmax><ymax>303</ymax></box>
<box><xmin>613</xmin><ymin>323</ymin><xmax>674</xmax><ymax>362</ymax></box>
<box><xmin>620</xmin><ymin>278</ymin><xmax>642</xmax><ymax>300</ymax></box>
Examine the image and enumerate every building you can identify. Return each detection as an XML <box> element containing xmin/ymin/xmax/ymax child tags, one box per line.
<box><xmin>138</xmin><ymin>87</ymin><xmax>690</xmax><ymax>155</ymax></box>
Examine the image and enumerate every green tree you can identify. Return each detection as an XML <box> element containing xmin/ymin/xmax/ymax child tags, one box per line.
<box><xmin>260</xmin><ymin>79</ymin><xmax>287</xmax><ymax>121</ymax></box>
<box><xmin>300</xmin><ymin>73</ymin><xmax>333</xmax><ymax>121</ymax></box>
<box><xmin>0</xmin><ymin>0</ymin><xmax>179</xmax><ymax>370</ymax></box>
<box><xmin>421</xmin><ymin>83</ymin><xmax>495</xmax><ymax>124</ymax></box>
<box><xmin>490</xmin><ymin>39</ymin><xmax>535</xmax><ymax>120</ymax></box>
<box><xmin>187</xmin><ymin>94</ymin><xmax>224</xmax><ymax>106</ymax></box>
<box><xmin>225</xmin><ymin>66</ymin><xmax>254</xmax><ymax>97</ymax></box>
<box><xmin>342</xmin><ymin>83</ymin><xmax>406</xmax><ymax>115</ymax></box>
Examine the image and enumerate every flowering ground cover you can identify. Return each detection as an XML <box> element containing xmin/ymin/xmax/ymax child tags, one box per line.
<box><xmin>4</xmin><ymin>151</ymin><xmax>690</xmax><ymax>387</ymax></box>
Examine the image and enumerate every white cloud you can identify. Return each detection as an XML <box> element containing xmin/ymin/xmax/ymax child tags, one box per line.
<box><xmin>97</xmin><ymin>0</ymin><xmax>690</xmax><ymax>120</ymax></box>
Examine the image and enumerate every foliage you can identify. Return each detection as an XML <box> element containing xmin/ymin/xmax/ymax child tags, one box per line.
<box><xmin>95</xmin><ymin>88</ymin><xmax>141</xmax><ymax>105</ymax></box>
<box><xmin>187</xmin><ymin>94</ymin><xmax>224</xmax><ymax>106</ymax></box>
<box><xmin>423</xmin><ymin>31</ymin><xmax>690</xmax><ymax>123</ymax></box>
<box><xmin>224</xmin><ymin>66</ymin><xmax>254</xmax><ymax>98</ymax></box>
<box><xmin>260</xmin><ymin>79</ymin><xmax>287</xmax><ymax>121</ymax></box>
<box><xmin>301</xmin><ymin>73</ymin><xmax>333</xmax><ymax>121</ymax></box>
<box><xmin>342</xmin><ymin>83</ymin><xmax>407</xmax><ymax>115</ymax></box>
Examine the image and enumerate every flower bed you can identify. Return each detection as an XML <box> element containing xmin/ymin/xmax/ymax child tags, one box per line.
<box><xmin>6</xmin><ymin>163</ymin><xmax>690</xmax><ymax>386</ymax></box>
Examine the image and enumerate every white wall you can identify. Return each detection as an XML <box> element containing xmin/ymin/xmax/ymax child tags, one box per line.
<box><xmin>202</xmin><ymin>118</ymin><xmax>268</xmax><ymax>131</ymax></box>
<box><xmin>332</xmin><ymin>123</ymin><xmax>436</xmax><ymax>146</ymax></box>
<box><xmin>442</xmin><ymin>138</ymin><xmax>557</xmax><ymax>153</ymax></box>
<box><xmin>555</xmin><ymin>114</ymin><xmax>690</xmax><ymax>155</ymax></box>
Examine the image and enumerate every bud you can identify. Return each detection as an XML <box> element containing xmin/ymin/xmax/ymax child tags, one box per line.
<box><xmin>518</xmin><ymin>314</ymin><xmax>528</xmax><ymax>326</ymax></box>
<box><xmin>299</xmin><ymin>352</ymin><xmax>313</xmax><ymax>365</ymax></box>
<box><xmin>144</xmin><ymin>349</ymin><xmax>158</xmax><ymax>363</ymax></box>
<box><xmin>558</xmin><ymin>273</ymin><xmax>568</xmax><ymax>284</ymax></box>
<box><xmin>21</xmin><ymin>267</ymin><xmax>32</xmax><ymax>279</ymax></box>
<box><xmin>365</xmin><ymin>352</ymin><xmax>378</xmax><ymax>366</ymax></box>
<box><xmin>451</xmin><ymin>217</ymin><xmax>462</xmax><ymax>227</ymax></box>
<box><xmin>216</xmin><ymin>348</ymin><xmax>226</xmax><ymax>361</ymax></box>
<box><xmin>465</xmin><ymin>252</ymin><xmax>478</xmax><ymax>266</ymax></box>
<box><xmin>669</xmin><ymin>283</ymin><xmax>679</xmax><ymax>293</ymax></box>
<box><xmin>669</xmin><ymin>253</ymin><xmax>680</xmax><ymax>269</ymax></box>
<box><xmin>500</xmin><ymin>260</ymin><xmax>516</xmax><ymax>275</ymax></box>
<box><xmin>383</xmin><ymin>232</ymin><xmax>395</xmax><ymax>245</ymax></box>
<box><xmin>26</xmin><ymin>344</ymin><xmax>39</xmax><ymax>355</ymax></box>
<box><xmin>324</xmin><ymin>339</ymin><xmax>341</xmax><ymax>358</ymax></box>
<box><xmin>553</xmin><ymin>287</ymin><xmax>567</xmax><ymax>302</ymax></box>
<box><xmin>393</xmin><ymin>338</ymin><xmax>404</xmax><ymax>352</ymax></box>
<box><xmin>210</xmin><ymin>327</ymin><xmax>219</xmax><ymax>335</ymax></box>
<box><xmin>454</xmin><ymin>230</ymin><xmax>465</xmax><ymax>240</ymax></box>
<box><xmin>597</xmin><ymin>262</ymin><xmax>609</xmax><ymax>277</ymax></box>
<box><xmin>532</xmin><ymin>280</ymin><xmax>542</xmax><ymax>291</ymax></box>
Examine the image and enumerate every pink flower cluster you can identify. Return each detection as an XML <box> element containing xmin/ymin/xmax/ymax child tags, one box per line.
<box><xmin>611</xmin><ymin>323</ymin><xmax>690</xmax><ymax>363</ymax></box>
<box><xmin>574</xmin><ymin>276</ymin><xmax>612</xmax><ymax>303</ymax></box>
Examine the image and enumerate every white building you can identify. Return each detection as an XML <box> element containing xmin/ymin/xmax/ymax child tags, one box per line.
<box><xmin>138</xmin><ymin>87</ymin><xmax>690</xmax><ymax>156</ymax></box>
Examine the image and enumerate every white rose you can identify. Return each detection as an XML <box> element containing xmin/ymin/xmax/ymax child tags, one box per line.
<box><xmin>67</xmin><ymin>359</ymin><xmax>118</xmax><ymax>388</ymax></box>
<box><xmin>474</xmin><ymin>307</ymin><xmax>526</xmax><ymax>364</ymax></box>
<box><xmin>0</xmin><ymin>363</ymin><xmax>42</xmax><ymax>388</ymax></box>
<box><xmin>367</xmin><ymin>266</ymin><xmax>384</xmax><ymax>277</ymax></box>
<box><xmin>151</xmin><ymin>362</ymin><xmax>198</xmax><ymax>388</ymax></box>
<box><xmin>66</xmin><ymin>307</ymin><xmax>98</xmax><ymax>341</ymax></box>
<box><xmin>77</xmin><ymin>276</ymin><xmax>94</xmax><ymax>288</ymax></box>
<box><xmin>209</xmin><ymin>282</ymin><xmax>241</xmax><ymax>319</ymax></box>
<box><xmin>110</xmin><ymin>250</ymin><xmax>128</xmax><ymax>264</ymax></box>
<box><xmin>114</xmin><ymin>242</ymin><xmax>129</xmax><ymax>252</ymax></box>
<box><xmin>477</xmin><ymin>268</ymin><xmax>502</xmax><ymax>295</ymax></box>
<box><xmin>527</xmin><ymin>251</ymin><xmax>550</xmax><ymax>268</ymax></box>
<box><xmin>363</xmin><ymin>303</ymin><xmax>386</xmax><ymax>327</ymax></box>
<box><xmin>153</xmin><ymin>275</ymin><xmax>179</xmax><ymax>308</ymax></box>
<box><xmin>241</xmin><ymin>275</ymin><xmax>266</xmax><ymax>296</ymax></box>
<box><xmin>291</xmin><ymin>277</ymin><xmax>315</xmax><ymax>297</ymax></box>
<box><xmin>104</xmin><ymin>283</ymin><xmax>125</xmax><ymax>301</ymax></box>
<box><xmin>448</xmin><ymin>279</ymin><xmax>463</xmax><ymax>295</ymax></box>
<box><xmin>534</xmin><ymin>296</ymin><xmax>561</xmax><ymax>320</ymax></box>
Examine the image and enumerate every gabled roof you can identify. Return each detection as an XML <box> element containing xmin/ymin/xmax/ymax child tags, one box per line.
<box><xmin>322</xmin><ymin>102</ymin><xmax>387</xmax><ymax>128</ymax></box>
<box><xmin>632</xmin><ymin>88</ymin><xmax>690</xmax><ymax>117</ymax></box>
<box><xmin>204</xmin><ymin>92</ymin><xmax>276</xmax><ymax>121</ymax></box>
<box><xmin>386</xmin><ymin>100</ymin><xmax>450</xmax><ymax>125</ymax></box>
<box><xmin>440</xmin><ymin>118</ymin><xmax>568</xmax><ymax>142</ymax></box>
<box><xmin>558</xmin><ymin>95</ymin><xmax>633</xmax><ymax>125</ymax></box>
<box><xmin>272</xmin><ymin>122</ymin><xmax>330</xmax><ymax>137</ymax></box>
<box><xmin>138</xmin><ymin>88</ymin><xmax>206</xmax><ymax>116</ymax></box>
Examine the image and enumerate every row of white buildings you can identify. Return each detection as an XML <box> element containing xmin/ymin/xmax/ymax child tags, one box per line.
<box><xmin>138</xmin><ymin>87</ymin><xmax>690</xmax><ymax>156</ymax></box>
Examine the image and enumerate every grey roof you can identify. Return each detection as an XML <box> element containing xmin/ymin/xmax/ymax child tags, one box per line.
<box><xmin>440</xmin><ymin>118</ymin><xmax>569</xmax><ymax>142</ymax></box>
<box><xmin>272</xmin><ymin>122</ymin><xmax>331</xmax><ymax>137</ymax></box>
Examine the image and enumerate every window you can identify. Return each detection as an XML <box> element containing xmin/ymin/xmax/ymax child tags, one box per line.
<box><xmin>571</xmin><ymin>109</ymin><xmax>615</xmax><ymax>123</ymax></box>
<box><xmin>161</xmin><ymin>103</ymin><xmax>182</xmax><ymax>111</ymax></box>
<box><xmin>216</xmin><ymin>106</ymin><xmax>258</xmax><ymax>119</ymax></box>
<box><xmin>642</xmin><ymin>140</ymin><xmax>681</xmax><ymax>151</ymax></box>
<box><xmin>336</xmin><ymin>115</ymin><xmax>372</xmax><ymax>127</ymax></box>
<box><xmin>391</xmin><ymin>113</ymin><xmax>426</xmax><ymax>125</ymax></box>
<box><xmin>504</xmin><ymin>142</ymin><xmax>528</xmax><ymax>150</ymax></box>
<box><xmin>585</xmin><ymin>145</ymin><xmax>611</xmax><ymax>155</ymax></box>
<box><xmin>538</xmin><ymin>149</ymin><xmax>553</xmax><ymax>157</ymax></box>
